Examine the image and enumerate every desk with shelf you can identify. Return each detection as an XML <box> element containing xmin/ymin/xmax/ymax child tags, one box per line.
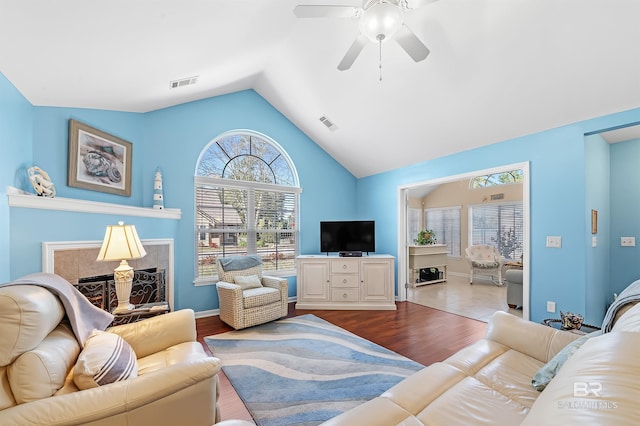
<box><xmin>409</xmin><ymin>245</ymin><xmax>447</xmax><ymax>286</ymax></box>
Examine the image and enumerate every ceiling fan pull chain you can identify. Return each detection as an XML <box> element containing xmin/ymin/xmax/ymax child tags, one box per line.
<box><xmin>379</xmin><ymin>37</ymin><xmax>383</xmax><ymax>82</ymax></box>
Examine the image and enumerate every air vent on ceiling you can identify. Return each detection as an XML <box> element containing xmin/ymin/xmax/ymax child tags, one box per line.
<box><xmin>319</xmin><ymin>115</ymin><xmax>338</xmax><ymax>131</ymax></box>
<box><xmin>169</xmin><ymin>76</ymin><xmax>198</xmax><ymax>89</ymax></box>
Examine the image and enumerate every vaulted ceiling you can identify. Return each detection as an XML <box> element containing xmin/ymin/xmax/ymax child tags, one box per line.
<box><xmin>1</xmin><ymin>0</ymin><xmax>639</xmax><ymax>178</ymax></box>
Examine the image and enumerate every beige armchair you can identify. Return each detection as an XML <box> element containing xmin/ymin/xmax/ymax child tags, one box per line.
<box><xmin>465</xmin><ymin>244</ymin><xmax>504</xmax><ymax>285</ymax></box>
<box><xmin>216</xmin><ymin>255</ymin><xmax>288</xmax><ymax>330</ymax></box>
<box><xmin>0</xmin><ymin>284</ymin><xmax>221</xmax><ymax>426</ymax></box>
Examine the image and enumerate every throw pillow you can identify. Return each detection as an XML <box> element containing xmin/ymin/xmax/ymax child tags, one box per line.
<box><xmin>233</xmin><ymin>274</ymin><xmax>263</xmax><ymax>290</ymax></box>
<box><xmin>531</xmin><ymin>331</ymin><xmax>601</xmax><ymax>391</ymax></box>
<box><xmin>73</xmin><ymin>330</ymin><xmax>138</xmax><ymax>390</ymax></box>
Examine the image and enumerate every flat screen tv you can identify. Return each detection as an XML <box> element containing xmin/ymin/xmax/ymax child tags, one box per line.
<box><xmin>320</xmin><ymin>220</ymin><xmax>375</xmax><ymax>255</ymax></box>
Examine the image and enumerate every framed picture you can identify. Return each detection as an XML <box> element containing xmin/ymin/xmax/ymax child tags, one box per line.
<box><xmin>68</xmin><ymin>119</ymin><xmax>132</xmax><ymax>196</ymax></box>
<box><xmin>591</xmin><ymin>209</ymin><xmax>598</xmax><ymax>234</ymax></box>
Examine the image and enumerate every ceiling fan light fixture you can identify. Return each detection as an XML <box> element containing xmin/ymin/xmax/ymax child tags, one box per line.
<box><xmin>359</xmin><ymin>1</ymin><xmax>404</xmax><ymax>43</ymax></box>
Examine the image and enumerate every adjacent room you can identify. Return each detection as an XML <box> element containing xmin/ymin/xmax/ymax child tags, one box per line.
<box><xmin>1</xmin><ymin>1</ymin><xmax>640</xmax><ymax>425</ymax></box>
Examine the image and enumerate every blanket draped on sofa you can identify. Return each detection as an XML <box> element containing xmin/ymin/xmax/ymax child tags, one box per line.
<box><xmin>0</xmin><ymin>272</ymin><xmax>113</xmax><ymax>346</ymax></box>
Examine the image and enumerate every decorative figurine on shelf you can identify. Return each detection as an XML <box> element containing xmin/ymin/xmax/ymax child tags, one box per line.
<box><xmin>414</xmin><ymin>229</ymin><xmax>437</xmax><ymax>245</ymax></box>
<box><xmin>560</xmin><ymin>311</ymin><xmax>584</xmax><ymax>330</ymax></box>
<box><xmin>153</xmin><ymin>168</ymin><xmax>164</xmax><ymax>210</ymax></box>
<box><xmin>28</xmin><ymin>166</ymin><xmax>56</xmax><ymax>198</ymax></box>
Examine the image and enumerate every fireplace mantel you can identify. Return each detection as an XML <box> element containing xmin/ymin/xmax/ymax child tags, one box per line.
<box><xmin>7</xmin><ymin>186</ymin><xmax>181</xmax><ymax>220</ymax></box>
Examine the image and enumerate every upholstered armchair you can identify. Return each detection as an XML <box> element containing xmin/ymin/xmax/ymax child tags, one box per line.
<box><xmin>0</xmin><ymin>280</ymin><xmax>222</xmax><ymax>426</ymax></box>
<box><xmin>216</xmin><ymin>255</ymin><xmax>289</xmax><ymax>330</ymax></box>
<box><xmin>465</xmin><ymin>244</ymin><xmax>504</xmax><ymax>285</ymax></box>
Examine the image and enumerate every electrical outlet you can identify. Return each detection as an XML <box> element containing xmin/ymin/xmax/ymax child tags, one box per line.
<box><xmin>547</xmin><ymin>301</ymin><xmax>556</xmax><ymax>313</ymax></box>
<box><xmin>546</xmin><ymin>236</ymin><xmax>562</xmax><ymax>248</ymax></box>
<box><xmin>621</xmin><ymin>237</ymin><xmax>636</xmax><ymax>247</ymax></box>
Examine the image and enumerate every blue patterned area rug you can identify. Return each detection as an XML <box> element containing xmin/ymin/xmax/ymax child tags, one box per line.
<box><xmin>204</xmin><ymin>314</ymin><xmax>424</xmax><ymax>426</ymax></box>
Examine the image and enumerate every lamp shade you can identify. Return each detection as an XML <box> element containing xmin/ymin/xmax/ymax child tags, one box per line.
<box><xmin>96</xmin><ymin>221</ymin><xmax>147</xmax><ymax>262</ymax></box>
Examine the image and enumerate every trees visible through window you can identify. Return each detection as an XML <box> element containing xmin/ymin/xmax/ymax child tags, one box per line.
<box><xmin>470</xmin><ymin>169</ymin><xmax>523</xmax><ymax>188</ymax></box>
<box><xmin>424</xmin><ymin>207</ymin><xmax>461</xmax><ymax>256</ymax></box>
<box><xmin>195</xmin><ymin>132</ymin><xmax>300</xmax><ymax>281</ymax></box>
<box><xmin>469</xmin><ymin>203</ymin><xmax>523</xmax><ymax>260</ymax></box>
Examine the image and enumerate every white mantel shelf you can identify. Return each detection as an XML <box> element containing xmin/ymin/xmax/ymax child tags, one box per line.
<box><xmin>7</xmin><ymin>188</ymin><xmax>181</xmax><ymax>220</ymax></box>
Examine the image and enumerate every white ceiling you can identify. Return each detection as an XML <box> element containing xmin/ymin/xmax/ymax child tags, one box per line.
<box><xmin>1</xmin><ymin>0</ymin><xmax>639</xmax><ymax>178</ymax></box>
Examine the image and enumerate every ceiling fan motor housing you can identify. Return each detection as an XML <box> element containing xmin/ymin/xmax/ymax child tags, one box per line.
<box><xmin>359</xmin><ymin>1</ymin><xmax>404</xmax><ymax>43</ymax></box>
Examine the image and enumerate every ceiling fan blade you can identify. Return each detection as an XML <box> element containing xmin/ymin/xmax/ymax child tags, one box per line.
<box><xmin>337</xmin><ymin>35</ymin><xmax>368</xmax><ymax>71</ymax></box>
<box><xmin>405</xmin><ymin>0</ymin><xmax>439</xmax><ymax>9</ymax></box>
<box><xmin>394</xmin><ymin>25</ymin><xmax>430</xmax><ymax>62</ymax></box>
<box><xmin>293</xmin><ymin>5</ymin><xmax>360</xmax><ymax>18</ymax></box>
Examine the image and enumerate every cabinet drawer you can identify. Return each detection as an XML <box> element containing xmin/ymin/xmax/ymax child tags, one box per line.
<box><xmin>331</xmin><ymin>260</ymin><xmax>358</xmax><ymax>274</ymax></box>
<box><xmin>331</xmin><ymin>288</ymin><xmax>359</xmax><ymax>302</ymax></box>
<box><xmin>331</xmin><ymin>274</ymin><xmax>359</xmax><ymax>288</ymax></box>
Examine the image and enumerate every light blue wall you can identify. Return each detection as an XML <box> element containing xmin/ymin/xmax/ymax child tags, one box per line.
<box><xmin>142</xmin><ymin>91</ymin><xmax>357</xmax><ymax>311</ymax></box>
<box><xmin>4</xmin><ymin>68</ymin><xmax>640</xmax><ymax>320</ymax></box>
<box><xmin>3</xmin><ymin>80</ymin><xmax>357</xmax><ymax>311</ymax></box>
<box><xmin>358</xmin><ymin>109</ymin><xmax>640</xmax><ymax>324</ymax></box>
<box><xmin>584</xmin><ymin>134</ymin><xmax>610</xmax><ymax>325</ymax></box>
<box><xmin>0</xmin><ymin>72</ymin><xmax>33</xmax><ymax>282</ymax></box>
<box><xmin>610</xmin><ymin>138</ymin><xmax>640</xmax><ymax>296</ymax></box>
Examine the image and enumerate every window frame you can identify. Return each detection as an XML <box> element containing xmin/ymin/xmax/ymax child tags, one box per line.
<box><xmin>194</xmin><ymin>131</ymin><xmax>300</xmax><ymax>286</ymax></box>
<box><xmin>468</xmin><ymin>201</ymin><xmax>524</xmax><ymax>261</ymax></box>
<box><xmin>424</xmin><ymin>206</ymin><xmax>462</xmax><ymax>257</ymax></box>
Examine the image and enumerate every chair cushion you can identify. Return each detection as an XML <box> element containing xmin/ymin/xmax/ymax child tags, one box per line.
<box><xmin>471</xmin><ymin>260</ymin><xmax>500</xmax><ymax>268</ymax></box>
<box><xmin>7</xmin><ymin>322</ymin><xmax>80</xmax><ymax>404</ymax></box>
<box><xmin>73</xmin><ymin>330</ymin><xmax>138</xmax><ymax>389</ymax></box>
<box><xmin>233</xmin><ymin>274</ymin><xmax>263</xmax><ymax>290</ymax></box>
<box><xmin>243</xmin><ymin>287</ymin><xmax>281</xmax><ymax>309</ymax></box>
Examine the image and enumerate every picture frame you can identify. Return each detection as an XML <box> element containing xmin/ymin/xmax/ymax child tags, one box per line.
<box><xmin>68</xmin><ymin>119</ymin><xmax>132</xmax><ymax>196</ymax></box>
<box><xmin>591</xmin><ymin>209</ymin><xmax>598</xmax><ymax>234</ymax></box>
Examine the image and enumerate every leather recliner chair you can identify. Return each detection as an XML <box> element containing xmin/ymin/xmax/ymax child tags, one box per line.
<box><xmin>0</xmin><ymin>284</ymin><xmax>221</xmax><ymax>426</ymax></box>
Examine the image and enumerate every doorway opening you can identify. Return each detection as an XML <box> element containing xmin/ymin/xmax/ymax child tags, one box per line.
<box><xmin>397</xmin><ymin>162</ymin><xmax>530</xmax><ymax>321</ymax></box>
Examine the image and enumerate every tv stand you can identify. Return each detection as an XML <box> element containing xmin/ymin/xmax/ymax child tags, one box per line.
<box><xmin>339</xmin><ymin>251</ymin><xmax>362</xmax><ymax>257</ymax></box>
<box><xmin>296</xmin><ymin>255</ymin><xmax>396</xmax><ymax>310</ymax></box>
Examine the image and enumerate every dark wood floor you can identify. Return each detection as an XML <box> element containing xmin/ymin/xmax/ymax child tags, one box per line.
<box><xmin>196</xmin><ymin>301</ymin><xmax>487</xmax><ymax>423</ymax></box>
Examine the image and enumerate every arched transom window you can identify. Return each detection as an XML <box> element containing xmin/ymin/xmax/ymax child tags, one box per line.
<box><xmin>194</xmin><ymin>131</ymin><xmax>300</xmax><ymax>282</ymax></box>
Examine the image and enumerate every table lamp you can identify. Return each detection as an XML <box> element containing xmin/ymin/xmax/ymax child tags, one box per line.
<box><xmin>96</xmin><ymin>221</ymin><xmax>147</xmax><ymax>313</ymax></box>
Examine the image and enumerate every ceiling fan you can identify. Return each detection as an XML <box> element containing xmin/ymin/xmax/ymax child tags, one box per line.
<box><xmin>294</xmin><ymin>0</ymin><xmax>435</xmax><ymax>73</ymax></box>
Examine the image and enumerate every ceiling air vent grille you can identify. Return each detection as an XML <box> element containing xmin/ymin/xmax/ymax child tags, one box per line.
<box><xmin>319</xmin><ymin>115</ymin><xmax>338</xmax><ymax>131</ymax></box>
<box><xmin>169</xmin><ymin>76</ymin><xmax>198</xmax><ymax>89</ymax></box>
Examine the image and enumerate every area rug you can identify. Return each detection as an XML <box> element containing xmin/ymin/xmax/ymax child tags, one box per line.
<box><xmin>204</xmin><ymin>314</ymin><xmax>424</xmax><ymax>426</ymax></box>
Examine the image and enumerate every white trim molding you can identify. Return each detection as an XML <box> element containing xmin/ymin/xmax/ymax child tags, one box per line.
<box><xmin>7</xmin><ymin>187</ymin><xmax>181</xmax><ymax>220</ymax></box>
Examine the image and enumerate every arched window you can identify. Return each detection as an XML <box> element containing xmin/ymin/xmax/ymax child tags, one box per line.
<box><xmin>470</xmin><ymin>169</ymin><xmax>523</xmax><ymax>188</ymax></box>
<box><xmin>194</xmin><ymin>131</ymin><xmax>300</xmax><ymax>282</ymax></box>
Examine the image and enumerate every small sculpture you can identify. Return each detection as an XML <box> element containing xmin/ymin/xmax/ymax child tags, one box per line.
<box><xmin>28</xmin><ymin>166</ymin><xmax>56</xmax><ymax>197</ymax></box>
<box><xmin>560</xmin><ymin>311</ymin><xmax>584</xmax><ymax>330</ymax></box>
<box><xmin>153</xmin><ymin>168</ymin><xmax>164</xmax><ymax>209</ymax></box>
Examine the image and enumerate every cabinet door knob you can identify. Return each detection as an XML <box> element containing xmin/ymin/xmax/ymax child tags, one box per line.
<box><xmin>343</xmin><ymin>279</ymin><xmax>347</xmax><ymax>284</ymax></box>
<box><xmin>343</xmin><ymin>293</ymin><xmax>347</xmax><ymax>298</ymax></box>
<box><xmin>342</xmin><ymin>265</ymin><xmax>347</xmax><ymax>269</ymax></box>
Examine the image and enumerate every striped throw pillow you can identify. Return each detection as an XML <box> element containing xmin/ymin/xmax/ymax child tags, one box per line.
<box><xmin>73</xmin><ymin>330</ymin><xmax>138</xmax><ymax>389</ymax></box>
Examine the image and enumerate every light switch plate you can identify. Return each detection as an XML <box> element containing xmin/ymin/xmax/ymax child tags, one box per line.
<box><xmin>546</xmin><ymin>236</ymin><xmax>562</xmax><ymax>248</ymax></box>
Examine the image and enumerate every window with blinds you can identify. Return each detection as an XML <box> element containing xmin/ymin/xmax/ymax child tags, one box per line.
<box><xmin>195</xmin><ymin>131</ymin><xmax>300</xmax><ymax>282</ymax></box>
<box><xmin>424</xmin><ymin>207</ymin><xmax>461</xmax><ymax>256</ymax></box>
<box><xmin>469</xmin><ymin>202</ymin><xmax>523</xmax><ymax>260</ymax></box>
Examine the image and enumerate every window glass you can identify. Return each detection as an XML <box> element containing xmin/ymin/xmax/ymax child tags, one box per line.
<box><xmin>195</xmin><ymin>131</ymin><xmax>299</xmax><ymax>281</ymax></box>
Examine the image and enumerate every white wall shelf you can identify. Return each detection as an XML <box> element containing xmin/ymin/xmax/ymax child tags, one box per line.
<box><xmin>6</xmin><ymin>187</ymin><xmax>181</xmax><ymax>220</ymax></box>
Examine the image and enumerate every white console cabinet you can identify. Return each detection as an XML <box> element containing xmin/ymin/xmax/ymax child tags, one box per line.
<box><xmin>296</xmin><ymin>255</ymin><xmax>396</xmax><ymax>310</ymax></box>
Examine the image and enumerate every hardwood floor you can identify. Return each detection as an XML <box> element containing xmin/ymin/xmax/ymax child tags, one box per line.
<box><xmin>196</xmin><ymin>301</ymin><xmax>487</xmax><ymax>423</ymax></box>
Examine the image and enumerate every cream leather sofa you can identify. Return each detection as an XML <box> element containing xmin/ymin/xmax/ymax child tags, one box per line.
<box><xmin>323</xmin><ymin>305</ymin><xmax>640</xmax><ymax>425</ymax></box>
<box><xmin>0</xmin><ymin>284</ymin><xmax>221</xmax><ymax>426</ymax></box>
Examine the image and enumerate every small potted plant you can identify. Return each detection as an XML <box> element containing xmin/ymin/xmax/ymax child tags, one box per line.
<box><xmin>415</xmin><ymin>229</ymin><xmax>437</xmax><ymax>245</ymax></box>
